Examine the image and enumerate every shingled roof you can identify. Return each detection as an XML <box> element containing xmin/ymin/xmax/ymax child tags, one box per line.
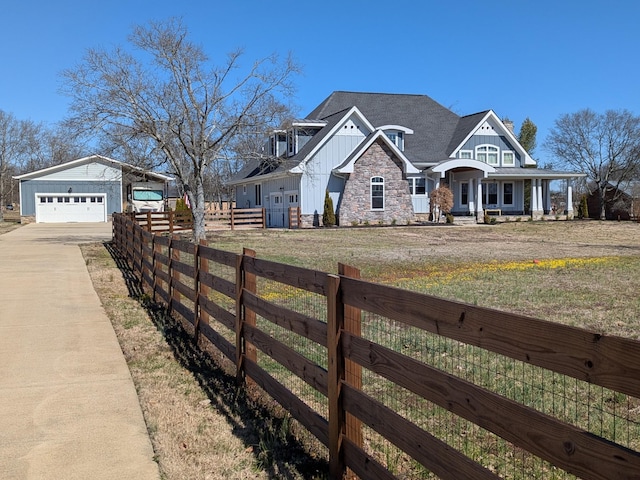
<box><xmin>307</xmin><ymin>91</ymin><xmax>462</xmax><ymax>164</ymax></box>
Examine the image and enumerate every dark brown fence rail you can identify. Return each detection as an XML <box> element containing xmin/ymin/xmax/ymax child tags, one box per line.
<box><xmin>111</xmin><ymin>213</ymin><xmax>640</xmax><ymax>480</ymax></box>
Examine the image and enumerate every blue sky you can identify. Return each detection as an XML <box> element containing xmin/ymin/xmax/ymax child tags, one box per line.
<box><xmin>1</xmin><ymin>0</ymin><xmax>638</xmax><ymax>167</ymax></box>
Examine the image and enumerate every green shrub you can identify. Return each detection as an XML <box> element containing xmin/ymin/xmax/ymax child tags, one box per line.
<box><xmin>445</xmin><ymin>213</ymin><xmax>454</xmax><ymax>224</ymax></box>
<box><xmin>175</xmin><ymin>197</ymin><xmax>191</xmax><ymax>212</ymax></box>
<box><xmin>322</xmin><ymin>190</ymin><xmax>336</xmax><ymax>227</ymax></box>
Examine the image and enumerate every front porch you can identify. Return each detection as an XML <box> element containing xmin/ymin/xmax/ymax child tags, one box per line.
<box><xmin>425</xmin><ymin>159</ymin><xmax>581</xmax><ymax>222</ymax></box>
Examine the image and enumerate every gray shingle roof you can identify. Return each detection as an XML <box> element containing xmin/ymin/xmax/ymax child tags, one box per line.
<box><xmin>307</xmin><ymin>91</ymin><xmax>461</xmax><ymax>164</ymax></box>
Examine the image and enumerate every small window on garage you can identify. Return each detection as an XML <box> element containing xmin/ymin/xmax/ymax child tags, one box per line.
<box><xmin>57</xmin><ymin>197</ymin><xmax>64</xmax><ymax>202</ymax></box>
<box><xmin>63</xmin><ymin>197</ymin><xmax>70</xmax><ymax>203</ymax></box>
<box><xmin>80</xmin><ymin>197</ymin><xmax>87</xmax><ymax>203</ymax></box>
<box><xmin>74</xmin><ymin>197</ymin><xmax>80</xmax><ymax>203</ymax></box>
<box><xmin>97</xmin><ymin>197</ymin><xmax>103</xmax><ymax>203</ymax></box>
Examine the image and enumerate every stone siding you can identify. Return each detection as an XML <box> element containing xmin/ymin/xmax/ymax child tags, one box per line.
<box><xmin>338</xmin><ymin>140</ymin><xmax>414</xmax><ymax>225</ymax></box>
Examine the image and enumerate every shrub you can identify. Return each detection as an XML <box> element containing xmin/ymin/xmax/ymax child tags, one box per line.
<box><xmin>429</xmin><ymin>185</ymin><xmax>454</xmax><ymax>223</ymax></box>
<box><xmin>322</xmin><ymin>190</ymin><xmax>336</xmax><ymax>227</ymax></box>
<box><xmin>445</xmin><ymin>213</ymin><xmax>454</xmax><ymax>224</ymax></box>
<box><xmin>175</xmin><ymin>197</ymin><xmax>191</xmax><ymax>212</ymax></box>
<box><xmin>578</xmin><ymin>195</ymin><xmax>589</xmax><ymax>219</ymax></box>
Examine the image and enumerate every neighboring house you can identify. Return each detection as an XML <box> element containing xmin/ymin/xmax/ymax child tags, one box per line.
<box><xmin>13</xmin><ymin>154</ymin><xmax>171</xmax><ymax>223</ymax></box>
<box><xmin>229</xmin><ymin>92</ymin><xmax>585</xmax><ymax>227</ymax></box>
<box><xmin>586</xmin><ymin>181</ymin><xmax>640</xmax><ymax>220</ymax></box>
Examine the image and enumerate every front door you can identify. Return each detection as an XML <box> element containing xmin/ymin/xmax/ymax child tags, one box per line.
<box><xmin>268</xmin><ymin>193</ymin><xmax>284</xmax><ymax>227</ymax></box>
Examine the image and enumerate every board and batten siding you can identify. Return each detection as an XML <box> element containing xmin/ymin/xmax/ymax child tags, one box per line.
<box><xmin>460</xmin><ymin>135</ymin><xmax>522</xmax><ymax>166</ymax></box>
<box><xmin>20</xmin><ymin>180</ymin><xmax>122</xmax><ymax>216</ymax></box>
<box><xmin>300</xmin><ymin>117</ymin><xmax>369</xmax><ymax>216</ymax></box>
<box><xmin>33</xmin><ymin>161</ymin><xmax>122</xmax><ymax>182</ymax></box>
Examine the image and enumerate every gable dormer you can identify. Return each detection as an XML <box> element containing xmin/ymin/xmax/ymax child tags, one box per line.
<box><xmin>282</xmin><ymin>120</ymin><xmax>326</xmax><ymax>157</ymax></box>
<box><xmin>379</xmin><ymin>125</ymin><xmax>414</xmax><ymax>151</ymax></box>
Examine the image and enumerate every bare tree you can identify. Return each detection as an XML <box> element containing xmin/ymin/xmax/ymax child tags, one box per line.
<box><xmin>0</xmin><ymin>111</ymin><xmax>48</xmax><ymax>217</ymax></box>
<box><xmin>546</xmin><ymin>109</ymin><xmax>640</xmax><ymax>220</ymax></box>
<box><xmin>62</xmin><ymin>18</ymin><xmax>300</xmax><ymax>241</ymax></box>
<box><xmin>430</xmin><ymin>185</ymin><xmax>453</xmax><ymax>223</ymax></box>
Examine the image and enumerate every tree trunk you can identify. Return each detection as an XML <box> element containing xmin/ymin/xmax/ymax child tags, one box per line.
<box><xmin>191</xmin><ymin>176</ymin><xmax>207</xmax><ymax>243</ymax></box>
<box><xmin>599</xmin><ymin>186</ymin><xmax>607</xmax><ymax>220</ymax></box>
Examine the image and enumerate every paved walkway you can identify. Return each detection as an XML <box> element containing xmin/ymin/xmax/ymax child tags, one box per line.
<box><xmin>0</xmin><ymin>223</ymin><xmax>159</xmax><ymax>480</ymax></box>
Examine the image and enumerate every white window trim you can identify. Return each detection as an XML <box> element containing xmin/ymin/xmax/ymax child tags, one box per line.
<box><xmin>502</xmin><ymin>182</ymin><xmax>514</xmax><ymax>206</ymax></box>
<box><xmin>254</xmin><ymin>183</ymin><xmax>262</xmax><ymax>206</ymax></box>
<box><xmin>476</xmin><ymin>145</ymin><xmax>499</xmax><ymax>166</ymax></box>
<box><xmin>242</xmin><ymin>185</ymin><xmax>247</xmax><ymax>195</ymax></box>
<box><xmin>370</xmin><ymin>176</ymin><xmax>385</xmax><ymax>210</ymax></box>
<box><xmin>408</xmin><ymin>177</ymin><xmax>427</xmax><ymax>196</ymax></box>
<box><xmin>460</xmin><ymin>181</ymin><xmax>469</xmax><ymax>205</ymax></box>
<box><xmin>459</xmin><ymin>150</ymin><xmax>473</xmax><ymax>159</ymax></box>
<box><xmin>502</xmin><ymin>151</ymin><xmax>515</xmax><ymax>166</ymax></box>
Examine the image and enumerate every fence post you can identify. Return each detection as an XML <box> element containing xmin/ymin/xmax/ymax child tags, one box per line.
<box><xmin>135</xmin><ymin>225</ymin><xmax>144</xmax><ymax>290</ymax></box>
<box><xmin>169</xmin><ymin>211</ymin><xmax>175</xmax><ymax>234</ymax></box>
<box><xmin>235</xmin><ymin>248</ymin><xmax>257</xmax><ymax>384</ymax></box>
<box><xmin>339</xmin><ymin>263</ymin><xmax>363</xmax><ymax>478</ymax></box>
<box><xmin>168</xmin><ymin>236</ymin><xmax>181</xmax><ymax>314</ymax></box>
<box><xmin>262</xmin><ymin>208</ymin><xmax>266</xmax><ymax>229</ymax></box>
<box><xmin>231</xmin><ymin>209</ymin><xmax>235</xmax><ymax>231</ymax></box>
<box><xmin>146</xmin><ymin>211</ymin><xmax>152</xmax><ymax>232</ymax></box>
<box><xmin>152</xmin><ymin>235</ymin><xmax>160</xmax><ymax>304</ymax></box>
<box><xmin>327</xmin><ymin>273</ymin><xmax>346</xmax><ymax>479</ymax></box>
<box><xmin>194</xmin><ymin>239</ymin><xmax>210</xmax><ymax>343</ymax></box>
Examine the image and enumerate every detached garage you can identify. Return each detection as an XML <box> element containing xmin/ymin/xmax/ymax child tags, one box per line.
<box><xmin>14</xmin><ymin>154</ymin><xmax>171</xmax><ymax>223</ymax></box>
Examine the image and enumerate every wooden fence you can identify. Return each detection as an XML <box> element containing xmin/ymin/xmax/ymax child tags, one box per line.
<box><xmin>112</xmin><ymin>213</ymin><xmax>640</xmax><ymax>480</ymax></box>
<box><xmin>129</xmin><ymin>207</ymin><xmax>266</xmax><ymax>232</ymax></box>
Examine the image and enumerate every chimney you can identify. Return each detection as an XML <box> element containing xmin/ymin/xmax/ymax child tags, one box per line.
<box><xmin>502</xmin><ymin>117</ymin><xmax>514</xmax><ymax>134</ymax></box>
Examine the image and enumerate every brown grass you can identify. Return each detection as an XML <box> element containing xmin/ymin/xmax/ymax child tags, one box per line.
<box><xmin>82</xmin><ymin>242</ymin><xmax>327</xmax><ymax>480</ymax></box>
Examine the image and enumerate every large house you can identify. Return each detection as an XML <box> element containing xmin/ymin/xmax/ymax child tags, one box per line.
<box><xmin>229</xmin><ymin>91</ymin><xmax>584</xmax><ymax>227</ymax></box>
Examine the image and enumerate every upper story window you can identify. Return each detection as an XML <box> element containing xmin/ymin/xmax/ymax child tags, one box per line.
<box><xmin>287</xmin><ymin>130</ymin><xmax>296</xmax><ymax>156</ymax></box>
<box><xmin>459</xmin><ymin>150</ymin><xmax>472</xmax><ymax>159</ymax></box>
<box><xmin>385</xmin><ymin>131</ymin><xmax>404</xmax><ymax>150</ymax></box>
<box><xmin>502</xmin><ymin>151</ymin><xmax>515</xmax><ymax>166</ymax></box>
<box><xmin>371</xmin><ymin>176</ymin><xmax>385</xmax><ymax>210</ymax></box>
<box><xmin>476</xmin><ymin>145</ymin><xmax>499</xmax><ymax>166</ymax></box>
<box><xmin>269</xmin><ymin>132</ymin><xmax>286</xmax><ymax>156</ymax></box>
<box><xmin>380</xmin><ymin>125</ymin><xmax>412</xmax><ymax>151</ymax></box>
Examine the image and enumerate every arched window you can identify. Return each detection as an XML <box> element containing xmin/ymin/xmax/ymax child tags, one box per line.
<box><xmin>371</xmin><ymin>177</ymin><xmax>384</xmax><ymax>210</ymax></box>
<box><xmin>476</xmin><ymin>145</ymin><xmax>499</xmax><ymax>165</ymax></box>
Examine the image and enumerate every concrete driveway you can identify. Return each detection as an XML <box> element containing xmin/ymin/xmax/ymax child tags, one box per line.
<box><xmin>0</xmin><ymin>223</ymin><xmax>159</xmax><ymax>479</ymax></box>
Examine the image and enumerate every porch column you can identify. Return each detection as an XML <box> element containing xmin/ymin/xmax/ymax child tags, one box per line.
<box><xmin>543</xmin><ymin>180</ymin><xmax>552</xmax><ymax>213</ymax></box>
<box><xmin>566</xmin><ymin>181</ymin><xmax>574</xmax><ymax>217</ymax></box>
<box><xmin>537</xmin><ymin>179</ymin><xmax>544</xmax><ymax>215</ymax></box>
<box><xmin>530</xmin><ymin>179</ymin><xmax>538</xmax><ymax>213</ymax></box>
<box><xmin>476</xmin><ymin>179</ymin><xmax>484</xmax><ymax>218</ymax></box>
<box><xmin>468</xmin><ymin>178</ymin><xmax>475</xmax><ymax>214</ymax></box>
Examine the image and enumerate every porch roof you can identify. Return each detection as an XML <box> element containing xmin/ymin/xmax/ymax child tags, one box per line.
<box><xmin>489</xmin><ymin>167</ymin><xmax>586</xmax><ymax>180</ymax></box>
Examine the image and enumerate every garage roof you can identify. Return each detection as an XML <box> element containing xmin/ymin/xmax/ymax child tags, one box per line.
<box><xmin>13</xmin><ymin>154</ymin><xmax>173</xmax><ymax>182</ymax></box>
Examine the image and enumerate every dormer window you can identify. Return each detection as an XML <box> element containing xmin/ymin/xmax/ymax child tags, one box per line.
<box><xmin>380</xmin><ymin>125</ymin><xmax>413</xmax><ymax>152</ymax></box>
<box><xmin>287</xmin><ymin>130</ymin><xmax>296</xmax><ymax>156</ymax></box>
<box><xmin>269</xmin><ymin>131</ymin><xmax>286</xmax><ymax>156</ymax></box>
<box><xmin>386</xmin><ymin>131</ymin><xmax>404</xmax><ymax>150</ymax></box>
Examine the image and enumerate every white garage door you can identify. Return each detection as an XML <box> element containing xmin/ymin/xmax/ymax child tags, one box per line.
<box><xmin>35</xmin><ymin>193</ymin><xmax>107</xmax><ymax>223</ymax></box>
